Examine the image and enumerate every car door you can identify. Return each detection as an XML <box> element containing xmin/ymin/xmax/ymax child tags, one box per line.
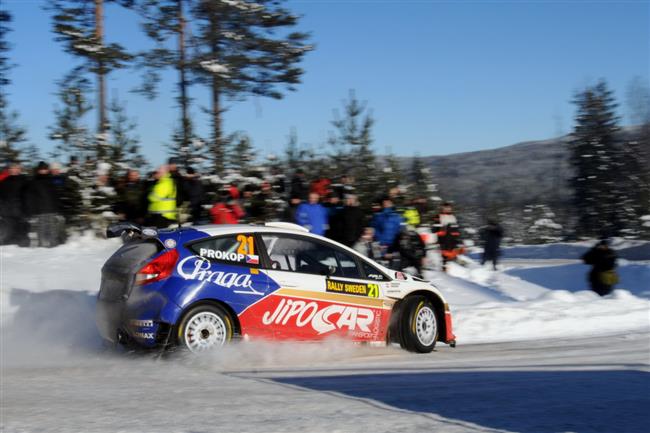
<box><xmin>179</xmin><ymin>233</ymin><xmax>270</xmax><ymax>321</ymax></box>
<box><xmin>250</xmin><ymin>233</ymin><xmax>390</xmax><ymax>341</ymax></box>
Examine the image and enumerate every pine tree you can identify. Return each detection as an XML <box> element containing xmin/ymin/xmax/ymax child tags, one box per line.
<box><xmin>226</xmin><ymin>131</ymin><xmax>254</xmax><ymax>175</ymax></box>
<box><xmin>106</xmin><ymin>96</ymin><xmax>146</xmax><ymax>174</ymax></box>
<box><xmin>625</xmin><ymin>77</ymin><xmax>650</xmax><ymax>237</ymax></box>
<box><xmin>522</xmin><ymin>204</ymin><xmax>563</xmax><ymax>244</ymax></box>
<box><xmin>380</xmin><ymin>149</ymin><xmax>401</xmax><ymax>191</ymax></box>
<box><xmin>569</xmin><ymin>80</ymin><xmax>640</xmax><ymax>238</ymax></box>
<box><xmin>0</xmin><ymin>8</ymin><xmax>28</xmax><ymax>163</ymax></box>
<box><xmin>137</xmin><ymin>0</ymin><xmax>195</xmax><ymax>165</ymax></box>
<box><xmin>329</xmin><ymin>90</ymin><xmax>378</xmax><ymax>208</ymax></box>
<box><xmin>49</xmin><ymin>71</ymin><xmax>94</xmax><ymax>161</ymax></box>
<box><xmin>49</xmin><ymin>0</ymin><xmax>133</xmax><ymax>158</ymax></box>
<box><xmin>190</xmin><ymin>0</ymin><xmax>312</xmax><ymax>175</ymax></box>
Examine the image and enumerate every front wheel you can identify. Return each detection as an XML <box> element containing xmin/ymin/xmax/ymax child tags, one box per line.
<box><xmin>177</xmin><ymin>304</ymin><xmax>234</xmax><ymax>353</ymax></box>
<box><xmin>397</xmin><ymin>296</ymin><xmax>438</xmax><ymax>353</ymax></box>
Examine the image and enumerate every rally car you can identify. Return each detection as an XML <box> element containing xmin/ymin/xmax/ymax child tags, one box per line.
<box><xmin>97</xmin><ymin>222</ymin><xmax>456</xmax><ymax>353</ymax></box>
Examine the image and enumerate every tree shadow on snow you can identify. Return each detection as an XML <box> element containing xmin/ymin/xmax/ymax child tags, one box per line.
<box><xmin>275</xmin><ymin>370</ymin><xmax>650</xmax><ymax>433</ymax></box>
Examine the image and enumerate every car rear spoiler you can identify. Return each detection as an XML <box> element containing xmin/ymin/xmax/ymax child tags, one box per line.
<box><xmin>106</xmin><ymin>222</ymin><xmax>159</xmax><ymax>241</ymax></box>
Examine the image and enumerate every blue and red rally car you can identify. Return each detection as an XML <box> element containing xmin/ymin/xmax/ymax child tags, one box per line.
<box><xmin>96</xmin><ymin>222</ymin><xmax>456</xmax><ymax>353</ymax></box>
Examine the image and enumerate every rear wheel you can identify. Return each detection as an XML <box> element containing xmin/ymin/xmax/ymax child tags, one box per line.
<box><xmin>398</xmin><ymin>296</ymin><xmax>438</xmax><ymax>353</ymax></box>
<box><xmin>178</xmin><ymin>305</ymin><xmax>234</xmax><ymax>353</ymax></box>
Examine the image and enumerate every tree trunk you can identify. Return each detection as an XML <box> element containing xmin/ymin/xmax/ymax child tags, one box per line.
<box><xmin>177</xmin><ymin>0</ymin><xmax>190</xmax><ymax>163</ymax></box>
<box><xmin>210</xmin><ymin>11</ymin><xmax>223</xmax><ymax>175</ymax></box>
<box><xmin>95</xmin><ymin>0</ymin><xmax>107</xmax><ymax>158</ymax></box>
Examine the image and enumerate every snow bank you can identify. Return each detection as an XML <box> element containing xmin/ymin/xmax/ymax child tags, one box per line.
<box><xmin>454</xmin><ymin>289</ymin><xmax>650</xmax><ymax>344</ymax></box>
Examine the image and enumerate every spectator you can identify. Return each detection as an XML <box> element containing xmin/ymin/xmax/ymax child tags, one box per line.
<box><xmin>50</xmin><ymin>162</ymin><xmax>82</xmax><ymax>224</ymax></box>
<box><xmin>295</xmin><ymin>192</ymin><xmax>328</xmax><ymax>235</ymax></box>
<box><xmin>0</xmin><ymin>162</ymin><xmax>29</xmax><ymax>246</ymax></box>
<box><xmin>582</xmin><ymin>240</ymin><xmax>618</xmax><ymax>296</ymax></box>
<box><xmin>289</xmin><ymin>169</ymin><xmax>309</xmax><ymax>201</ymax></box>
<box><xmin>210</xmin><ymin>190</ymin><xmax>245</xmax><ymax>224</ymax></box>
<box><xmin>284</xmin><ymin>194</ymin><xmax>302</xmax><ymax>223</ymax></box>
<box><xmin>147</xmin><ymin>165</ymin><xmax>177</xmax><ymax>228</ymax></box>
<box><xmin>324</xmin><ymin>194</ymin><xmax>344</xmax><ymax>240</ymax></box>
<box><xmin>480</xmin><ymin>219</ymin><xmax>504</xmax><ymax>270</ymax></box>
<box><xmin>353</xmin><ymin>227</ymin><xmax>381</xmax><ymax>260</ymax></box>
<box><xmin>331</xmin><ymin>194</ymin><xmax>365</xmax><ymax>247</ymax></box>
<box><xmin>390</xmin><ymin>225</ymin><xmax>426</xmax><ymax>277</ymax></box>
<box><xmin>331</xmin><ymin>175</ymin><xmax>355</xmax><ymax>200</ymax></box>
<box><xmin>249</xmin><ymin>181</ymin><xmax>278</xmax><ymax>223</ymax></box>
<box><xmin>115</xmin><ymin>169</ymin><xmax>146</xmax><ymax>223</ymax></box>
<box><xmin>433</xmin><ymin>202</ymin><xmax>458</xmax><ymax>230</ymax></box>
<box><xmin>23</xmin><ymin>162</ymin><xmax>65</xmax><ymax>247</ymax></box>
<box><xmin>435</xmin><ymin>224</ymin><xmax>463</xmax><ymax>272</ymax></box>
<box><xmin>167</xmin><ymin>157</ymin><xmax>185</xmax><ymax>207</ymax></box>
<box><xmin>184</xmin><ymin>167</ymin><xmax>205</xmax><ymax>224</ymax></box>
<box><xmin>371</xmin><ymin>196</ymin><xmax>404</xmax><ymax>249</ymax></box>
<box><xmin>402</xmin><ymin>199</ymin><xmax>421</xmax><ymax>227</ymax></box>
<box><xmin>310</xmin><ymin>174</ymin><xmax>331</xmax><ymax>197</ymax></box>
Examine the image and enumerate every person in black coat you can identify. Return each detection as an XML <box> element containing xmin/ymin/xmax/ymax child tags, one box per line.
<box><xmin>289</xmin><ymin>169</ymin><xmax>309</xmax><ymax>201</ymax></box>
<box><xmin>582</xmin><ymin>240</ymin><xmax>618</xmax><ymax>296</ymax></box>
<box><xmin>389</xmin><ymin>225</ymin><xmax>426</xmax><ymax>277</ymax></box>
<box><xmin>480</xmin><ymin>219</ymin><xmax>504</xmax><ymax>270</ymax></box>
<box><xmin>114</xmin><ymin>169</ymin><xmax>147</xmax><ymax>224</ymax></box>
<box><xmin>0</xmin><ymin>162</ymin><xmax>29</xmax><ymax>245</ymax></box>
<box><xmin>184</xmin><ymin>167</ymin><xmax>205</xmax><ymax>224</ymax></box>
<box><xmin>335</xmin><ymin>194</ymin><xmax>366</xmax><ymax>247</ymax></box>
<box><xmin>23</xmin><ymin>162</ymin><xmax>65</xmax><ymax>247</ymax></box>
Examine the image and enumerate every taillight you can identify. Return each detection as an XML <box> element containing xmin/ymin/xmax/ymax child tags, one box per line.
<box><xmin>135</xmin><ymin>249</ymin><xmax>179</xmax><ymax>286</ymax></box>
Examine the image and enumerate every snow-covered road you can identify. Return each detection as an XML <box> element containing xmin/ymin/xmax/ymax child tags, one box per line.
<box><xmin>2</xmin><ymin>332</ymin><xmax>648</xmax><ymax>433</ymax></box>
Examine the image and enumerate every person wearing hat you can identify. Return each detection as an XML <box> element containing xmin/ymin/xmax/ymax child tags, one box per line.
<box><xmin>582</xmin><ymin>240</ymin><xmax>618</xmax><ymax>296</ymax></box>
<box><xmin>147</xmin><ymin>164</ymin><xmax>177</xmax><ymax>228</ymax></box>
<box><xmin>184</xmin><ymin>167</ymin><xmax>205</xmax><ymax>223</ymax></box>
<box><xmin>0</xmin><ymin>161</ymin><xmax>29</xmax><ymax>245</ymax></box>
<box><xmin>371</xmin><ymin>195</ymin><xmax>404</xmax><ymax>251</ymax></box>
<box><xmin>168</xmin><ymin>157</ymin><xmax>186</xmax><ymax>208</ymax></box>
<box><xmin>480</xmin><ymin>219</ymin><xmax>504</xmax><ymax>270</ymax></box>
<box><xmin>23</xmin><ymin>162</ymin><xmax>65</xmax><ymax>247</ymax></box>
<box><xmin>210</xmin><ymin>188</ymin><xmax>245</xmax><ymax>224</ymax></box>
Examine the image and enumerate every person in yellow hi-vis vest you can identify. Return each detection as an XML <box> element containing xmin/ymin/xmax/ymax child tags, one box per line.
<box><xmin>147</xmin><ymin>165</ymin><xmax>177</xmax><ymax>228</ymax></box>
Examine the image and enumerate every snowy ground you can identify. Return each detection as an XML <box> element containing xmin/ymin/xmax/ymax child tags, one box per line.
<box><xmin>1</xmin><ymin>235</ymin><xmax>649</xmax><ymax>432</ymax></box>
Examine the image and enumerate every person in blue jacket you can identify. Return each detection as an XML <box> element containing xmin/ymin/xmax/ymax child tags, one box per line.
<box><xmin>371</xmin><ymin>196</ymin><xmax>404</xmax><ymax>249</ymax></box>
<box><xmin>295</xmin><ymin>192</ymin><xmax>329</xmax><ymax>235</ymax></box>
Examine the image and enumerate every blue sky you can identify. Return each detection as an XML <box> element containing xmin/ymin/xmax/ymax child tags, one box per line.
<box><xmin>3</xmin><ymin>0</ymin><xmax>649</xmax><ymax>165</ymax></box>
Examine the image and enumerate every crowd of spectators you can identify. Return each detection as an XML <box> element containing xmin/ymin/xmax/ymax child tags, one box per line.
<box><xmin>1</xmin><ymin>157</ymin><xmax>503</xmax><ymax>274</ymax></box>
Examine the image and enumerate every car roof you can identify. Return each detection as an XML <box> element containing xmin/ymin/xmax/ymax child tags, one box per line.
<box><xmin>191</xmin><ymin>222</ymin><xmax>309</xmax><ymax>237</ymax></box>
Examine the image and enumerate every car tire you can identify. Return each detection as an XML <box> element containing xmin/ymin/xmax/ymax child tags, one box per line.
<box><xmin>177</xmin><ymin>304</ymin><xmax>234</xmax><ymax>353</ymax></box>
<box><xmin>398</xmin><ymin>296</ymin><xmax>438</xmax><ymax>353</ymax></box>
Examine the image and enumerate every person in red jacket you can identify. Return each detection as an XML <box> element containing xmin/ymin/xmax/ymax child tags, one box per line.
<box><xmin>435</xmin><ymin>224</ymin><xmax>464</xmax><ymax>272</ymax></box>
<box><xmin>210</xmin><ymin>190</ymin><xmax>245</xmax><ymax>224</ymax></box>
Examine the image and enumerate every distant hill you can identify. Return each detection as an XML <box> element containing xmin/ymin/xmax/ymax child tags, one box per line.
<box><xmin>400</xmin><ymin>126</ymin><xmax>643</xmax><ymax>209</ymax></box>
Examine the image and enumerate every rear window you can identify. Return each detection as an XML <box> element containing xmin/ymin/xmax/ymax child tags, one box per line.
<box><xmin>187</xmin><ymin>234</ymin><xmax>260</xmax><ymax>267</ymax></box>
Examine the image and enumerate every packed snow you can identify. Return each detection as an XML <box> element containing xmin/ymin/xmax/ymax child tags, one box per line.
<box><xmin>2</xmin><ymin>235</ymin><xmax>649</xmax><ymax>432</ymax></box>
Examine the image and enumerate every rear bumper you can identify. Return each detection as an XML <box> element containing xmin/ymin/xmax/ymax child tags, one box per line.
<box><xmin>96</xmin><ymin>294</ymin><xmax>179</xmax><ymax>348</ymax></box>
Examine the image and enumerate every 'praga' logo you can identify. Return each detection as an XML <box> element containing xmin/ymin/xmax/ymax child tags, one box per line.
<box><xmin>262</xmin><ymin>298</ymin><xmax>375</xmax><ymax>334</ymax></box>
<box><xmin>176</xmin><ymin>256</ymin><xmax>264</xmax><ymax>296</ymax></box>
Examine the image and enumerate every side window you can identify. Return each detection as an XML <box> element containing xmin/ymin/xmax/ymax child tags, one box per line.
<box><xmin>261</xmin><ymin>235</ymin><xmax>363</xmax><ymax>278</ymax></box>
<box><xmin>188</xmin><ymin>234</ymin><xmax>260</xmax><ymax>267</ymax></box>
<box><xmin>361</xmin><ymin>261</ymin><xmax>389</xmax><ymax>281</ymax></box>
